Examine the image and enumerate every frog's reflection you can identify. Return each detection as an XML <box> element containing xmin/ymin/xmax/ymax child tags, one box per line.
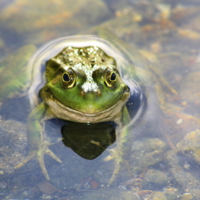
<box><xmin>61</xmin><ymin>122</ymin><xmax>116</xmax><ymax>160</ymax></box>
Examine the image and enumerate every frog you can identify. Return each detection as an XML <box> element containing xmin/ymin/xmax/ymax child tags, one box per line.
<box><xmin>0</xmin><ymin>28</ymin><xmax>175</xmax><ymax>185</ymax></box>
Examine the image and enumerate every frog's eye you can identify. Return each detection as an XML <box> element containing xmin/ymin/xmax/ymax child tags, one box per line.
<box><xmin>110</xmin><ymin>72</ymin><xmax>117</xmax><ymax>81</ymax></box>
<box><xmin>105</xmin><ymin>70</ymin><xmax>117</xmax><ymax>88</ymax></box>
<box><xmin>62</xmin><ymin>70</ymin><xmax>75</xmax><ymax>88</ymax></box>
<box><xmin>63</xmin><ymin>73</ymin><xmax>70</xmax><ymax>81</ymax></box>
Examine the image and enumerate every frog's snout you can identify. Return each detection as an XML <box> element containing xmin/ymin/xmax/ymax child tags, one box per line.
<box><xmin>80</xmin><ymin>89</ymin><xmax>101</xmax><ymax>97</ymax></box>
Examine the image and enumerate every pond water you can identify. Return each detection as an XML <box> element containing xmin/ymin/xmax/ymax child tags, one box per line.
<box><xmin>0</xmin><ymin>0</ymin><xmax>200</xmax><ymax>199</ymax></box>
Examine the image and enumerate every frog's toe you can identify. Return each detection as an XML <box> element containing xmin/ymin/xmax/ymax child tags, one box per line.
<box><xmin>41</xmin><ymin>139</ymin><xmax>62</xmax><ymax>163</ymax></box>
<box><xmin>108</xmin><ymin>162</ymin><xmax>121</xmax><ymax>186</ymax></box>
<box><xmin>36</xmin><ymin>141</ymin><xmax>62</xmax><ymax>180</ymax></box>
<box><xmin>46</xmin><ymin>148</ymin><xmax>62</xmax><ymax>163</ymax></box>
<box><xmin>14</xmin><ymin>151</ymin><xmax>36</xmax><ymax>169</ymax></box>
<box><xmin>104</xmin><ymin>148</ymin><xmax>123</xmax><ymax>186</ymax></box>
<box><xmin>14</xmin><ymin>150</ymin><xmax>51</xmax><ymax>180</ymax></box>
<box><xmin>15</xmin><ymin>140</ymin><xmax>61</xmax><ymax>180</ymax></box>
<box><xmin>37</xmin><ymin>152</ymin><xmax>50</xmax><ymax>180</ymax></box>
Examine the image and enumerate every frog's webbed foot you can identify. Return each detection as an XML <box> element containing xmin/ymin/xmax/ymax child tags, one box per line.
<box><xmin>104</xmin><ymin>147</ymin><xmax>123</xmax><ymax>186</ymax></box>
<box><xmin>14</xmin><ymin>140</ymin><xmax>62</xmax><ymax>180</ymax></box>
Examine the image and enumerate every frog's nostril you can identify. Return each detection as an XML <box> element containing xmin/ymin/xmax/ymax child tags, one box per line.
<box><xmin>80</xmin><ymin>90</ymin><xmax>85</xmax><ymax>96</ymax></box>
<box><xmin>80</xmin><ymin>89</ymin><xmax>101</xmax><ymax>97</ymax></box>
<box><xmin>96</xmin><ymin>89</ymin><xmax>101</xmax><ymax>96</ymax></box>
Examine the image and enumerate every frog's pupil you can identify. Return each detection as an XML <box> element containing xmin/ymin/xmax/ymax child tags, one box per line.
<box><xmin>110</xmin><ymin>72</ymin><xmax>116</xmax><ymax>81</ymax></box>
<box><xmin>63</xmin><ymin>73</ymin><xmax>70</xmax><ymax>82</ymax></box>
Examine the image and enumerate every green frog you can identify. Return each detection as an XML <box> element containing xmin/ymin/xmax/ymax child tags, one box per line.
<box><xmin>0</xmin><ymin>29</ymin><xmax>174</xmax><ymax>185</ymax></box>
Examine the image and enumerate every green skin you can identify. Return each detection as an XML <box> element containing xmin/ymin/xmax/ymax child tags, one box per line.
<box><xmin>0</xmin><ymin>29</ymin><xmax>175</xmax><ymax>184</ymax></box>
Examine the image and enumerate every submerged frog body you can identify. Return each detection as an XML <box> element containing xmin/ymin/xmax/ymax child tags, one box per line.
<box><xmin>24</xmin><ymin>34</ymin><xmax>146</xmax><ymax>182</ymax></box>
<box><xmin>1</xmin><ymin>30</ymin><xmax>169</xmax><ymax>184</ymax></box>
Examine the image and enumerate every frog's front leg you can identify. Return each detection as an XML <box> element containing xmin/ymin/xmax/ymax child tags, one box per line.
<box><xmin>105</xmin><ymin>106</ymin><xmax>132</xmax><ymax>185</ymax></box>
<box><xmin>14</xmin><ymin>102</ymin><xmax>62</xmax><ymax>180</ymax></box>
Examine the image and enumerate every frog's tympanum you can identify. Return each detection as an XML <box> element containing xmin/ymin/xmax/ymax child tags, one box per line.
<box><xmin>10</xmin><ymin>33</ymin><xmax>146</xmax><ymax>184</ymax></box>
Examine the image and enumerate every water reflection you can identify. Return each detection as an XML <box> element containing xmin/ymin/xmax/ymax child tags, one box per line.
<box><xmin>61</xmin><ymin>122</ymin><xmax>116</xmax><ymax>160</ymax></box>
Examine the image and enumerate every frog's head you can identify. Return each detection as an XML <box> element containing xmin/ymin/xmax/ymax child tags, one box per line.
<box><xmin>44</xmin><ymin>46</ymin><xmax>130</xmax><ymax>114</ymax></box>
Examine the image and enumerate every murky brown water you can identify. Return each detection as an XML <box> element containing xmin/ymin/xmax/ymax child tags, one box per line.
<box><xmin>0</xmin><ymin>0</ymin><xmax>200</xmax><ymax>199</ymax></box>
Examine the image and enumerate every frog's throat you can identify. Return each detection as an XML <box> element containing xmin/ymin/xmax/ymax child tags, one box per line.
<box><xmin>45</xmin><ymin>93</ymin><xmax>130</xmax><ymax>124</ymax></box>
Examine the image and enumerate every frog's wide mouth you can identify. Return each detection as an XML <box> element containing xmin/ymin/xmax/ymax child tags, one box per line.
<box><xmin>45</xmin><ymin>91</ymin><xmax>130</xmax><ymax>123</ymax></box>
<box><xmin>54</xmin><ymin>90</ymin><xmax>129</xmax><ymax>115</ymax></box>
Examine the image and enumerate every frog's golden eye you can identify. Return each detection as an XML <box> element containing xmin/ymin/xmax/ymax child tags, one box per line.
<box><xmin>62</xmin><ymin>70</ymin><xmax>75</xmax><ymax>88</ymax></box>
<box><xmin>105</xmin><ymin>70</ymin><xmax>117</xmax><ymax>88</ymax></box>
